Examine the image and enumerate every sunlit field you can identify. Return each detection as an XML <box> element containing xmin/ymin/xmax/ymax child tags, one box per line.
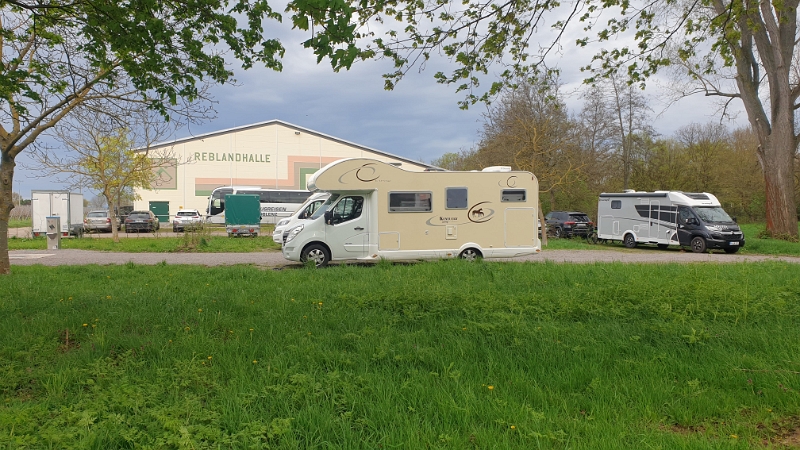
<box><xmin>1</xmin><ymin>260</ymin><xmax>798</xmax><ymax>448</ymax></box>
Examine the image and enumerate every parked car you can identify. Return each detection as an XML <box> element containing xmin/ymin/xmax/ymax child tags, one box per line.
<box><xmin>84</xmin><ymin>210</ymin><xmax>120</xmax><ymax>233</ymax></box>
<box><xmin>545</xmin><ymin>211</ymin><xmax>593</xmax><ymax>238</ymax></box>
<box><xmin>125</xmin><ymin>210</ymin><xmax>161</xmax><ymax>233</ymax></box>
<box><xmin>172</xmin><ymin>209</ymin><xmax>203</xmax><ymax>232</ymax></box>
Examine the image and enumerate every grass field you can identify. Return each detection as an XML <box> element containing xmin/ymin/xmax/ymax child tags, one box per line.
<box><xmin>1</xmin><ymin>260</ymin><xmax>799</xmax><ymax>448</ymax></box>
<box><xmin>9</xmin><ymin>222</ymin><xmax>800</xmax><ymax>257</ymax></box>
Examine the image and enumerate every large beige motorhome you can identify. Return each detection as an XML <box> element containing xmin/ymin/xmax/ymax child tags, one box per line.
<box><xmin>281</xmin><ymin>158</ymin><xmax>541</xmax><ymax>266</ymax></box>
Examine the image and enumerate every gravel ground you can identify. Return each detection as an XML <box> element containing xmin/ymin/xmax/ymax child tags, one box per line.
<box><xmin>9</xmin><ymin>247</ymin><xmax>800</xmax><ymax>267</ymax></box>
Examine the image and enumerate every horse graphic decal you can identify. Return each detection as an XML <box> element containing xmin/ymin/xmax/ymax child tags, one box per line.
<box><xmin>468</xmin><ymin>202</ymin><xmax>494</xmax><ymax>223</ymax></box>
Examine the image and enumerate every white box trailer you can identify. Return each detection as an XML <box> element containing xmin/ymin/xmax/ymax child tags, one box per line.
<box><xmin>281</xmin><ymin>158</ymin><xmax>541</xmax><ymax>266</ymax></box>
<box><xmin>597</xmin><ymin>190</ymin><xmax>745</xmax><ymax>253</ymax></box>
<box><xmin>31</xmin><ymin>190</ymin><xmax>84</xmax><ymax>237</ymax></box>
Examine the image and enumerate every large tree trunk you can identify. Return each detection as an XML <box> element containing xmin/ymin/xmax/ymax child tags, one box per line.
<box><xmin>757</xmin><ymin>130</ymin><xmax>798</xmax><ymax>237</ymax></box>
<box><xmin>0</xmin><ymin>154</ymin><xmax>15</xmax><ymax>274</ymax></box>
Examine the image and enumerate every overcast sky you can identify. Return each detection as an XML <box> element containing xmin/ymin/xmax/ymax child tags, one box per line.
<box><xmin>14</xmin><ymin>10</ymin><xmax>750</xmax><ymax>200</ymax></box>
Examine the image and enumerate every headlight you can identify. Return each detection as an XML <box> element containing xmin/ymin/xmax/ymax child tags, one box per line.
<box><xmin>285</xmin><ymin>224</ymin><xmax>304</xmax><ymax>243</ymax></box>
<box><xmin>706</xmin><ymin>225</ymin><xmax>721</xmax><ymax>232</ymax></box>
<box><xmin>276</xmin><ymin>219</ymin><xmax>289</xmax><ymax>227</ymax></box>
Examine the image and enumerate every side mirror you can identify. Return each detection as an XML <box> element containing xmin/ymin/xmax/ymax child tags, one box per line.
<box><xmin>324</xmin><ymin>210</ymin><xmax>333</xmax><ymax>224</ymax></box>
<box><xmin>686</xmin><ymin>217</ymin><xmax>698</xmax><ymax>225</ymax></box>
<box><xmin>731</xmin><ymin>216</ymin><xmax>737</xmax><ymax>223</ymax></box>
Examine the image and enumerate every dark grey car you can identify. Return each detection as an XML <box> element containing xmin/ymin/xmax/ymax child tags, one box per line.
<box><xmin>124</xmin><ymin>210</ymin><xmax>161</xmax><ymax>233</ymax></box>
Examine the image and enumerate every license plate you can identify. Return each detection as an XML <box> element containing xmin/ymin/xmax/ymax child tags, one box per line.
<box><xmin>729</xmin><ymin>241</ymin><xmax>739</xmax><ymax>246</ymax></box>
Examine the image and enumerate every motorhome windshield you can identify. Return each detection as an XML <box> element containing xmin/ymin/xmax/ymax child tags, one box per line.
<box><xmin>310</xmin><ymin>194</ymin><xmax>340</xmax><ymax>220</ymax></box>
<box><xmin>693</xmin><ymin>206</ymin><xmax>734</xmax><ymax>223</ymax></box>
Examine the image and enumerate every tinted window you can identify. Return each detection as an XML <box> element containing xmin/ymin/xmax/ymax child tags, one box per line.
<box><xmin>446</xmin><ymin>188</ymin><xmax>468</xmax><ymax>209</ymax></box>
<box><xmin>177</xmin><ymin>211</ymin><xmax>198</xmax><ymax>217</ymax></box>
<box><xmin>87</xmin><ymin>211</ymin><xmax>107</xmax><ymax>218</ymax></box>
<box><xmin>129</xmin><ymin>212</ymin><xmax>152</xmax><ymax>219</ymax></box>
<box><xmin>611</xmin><ymin>200</ymin><xmax>621</xmax><ymax>209</ymax></box>
<box><xmin>501</xmin><ymin>189</ymin><xmax>526</xmax><ymax>202</ymax></box>
<box><xmin>569</xmin><ymin>214</ymin><xmax>590</xmax><ymax>222</ymax></box>
<box><xmin>389</xmin><ymin>192</ymin><xmax>432</xmax><ymax>212</ymax></box>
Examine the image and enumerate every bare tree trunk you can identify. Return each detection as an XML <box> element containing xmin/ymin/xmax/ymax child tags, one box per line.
<box><xmin>757</xmin><ymin>131</ymin><xmax>798</xmax><ymax>237</ymax></box>
<box><xmin>0</xmin><ymin>154</ymin><xmax>15</xmax><ymax>274</ymax></box>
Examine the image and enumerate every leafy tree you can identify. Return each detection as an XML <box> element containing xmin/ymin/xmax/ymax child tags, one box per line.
<box><xmin>291</xmin><ymin>0</ymin><xmax>800</xmax><ymax>237</ymax></box>
<box><xmin>28</xmin><ymin>108</ymin><xmax>173</xmax><ymax>242</ymax></box>
<box><xmin>0</xmin><ymin>0</ymin><xmax>288</xmax><ymax>273</ymax></box>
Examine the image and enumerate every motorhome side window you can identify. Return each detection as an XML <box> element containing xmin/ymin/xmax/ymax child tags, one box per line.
<box><xmin>446</xmin><ymin>188</ymin><xmax>468</xmax><ymax>209</ymax></box>
<box><xmin>330</xmin><ymin>196</ymin><xmax>364</xmax><ymax>224</ymax></box>
<box><xmin>611</xmin><ymin>200</ymin><xmax>621</xmax><ymax>209</ymax></box>
<box><xmin>501</xmin><ymin>189</ymin><xmax>526</xmax><ymax>202</ymax></box>
<box><xmin>389</xmin><ymin>192</ymin><xmax>432</xmax><ymax>212</ymax></box>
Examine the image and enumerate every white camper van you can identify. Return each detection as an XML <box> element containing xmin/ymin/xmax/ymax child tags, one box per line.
<box><xmin>272</xmin><ymin>192</ymin><xmax>330</xmax><ymax>244</ymax></box>
<box><xmin>281</xmin><ymin>158</ymin><xmax>541</xmax><ymax>266</ymax></box>
<box><xmin>597</xmin><ymin>191</ymin><xmax>745</xmax><ymax>253</ymax></box>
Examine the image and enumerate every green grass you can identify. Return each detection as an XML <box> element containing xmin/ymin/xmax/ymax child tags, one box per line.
<box><xmin>8</xmin><ymin>218</ymin><xmax>31</xmax><ymax>228</ymax></box>
<box><xmin>1</xmin><ymin>260</ymin><xmax>798</xmax><ymax>448</ymax></box>
<box><xmin>7</xmin><ymin>227</ymin><xmax>282</xmax><ymax>252</ymax></box>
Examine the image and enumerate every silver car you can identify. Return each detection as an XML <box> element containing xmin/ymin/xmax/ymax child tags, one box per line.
<box><xmin>84</xmin><ymin>210</ymin><xmax>120</xmax><ymax>233</ymax></box>
<box><xmin>172</xmin><ymin>209</ymin><xmax>203</xmax><ymax>232</ymax></box>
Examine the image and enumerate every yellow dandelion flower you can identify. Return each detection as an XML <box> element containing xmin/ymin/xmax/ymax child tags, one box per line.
<box><xmin>249</xmin><ymin>328</ymin><xmax>254</xmax><ymax>332</ymax></box>
<box><xmin>730</xmin><ymin>434</ymin><xmax>738</xmax><ymax>439</ymax></box>
<box><xmin>82</xmin><ymin>323</ymin><xmax>88</xmax><ymax>327</ymax></box>
<box><xmin>202</xmin><ymin>361</ymin><xmax>206</xmax><ymax>365</ymax></box>
<box><xmin>169</xmin><ymin>340</ymin><xmax>172</xmax><ymax>343</ymax></box>
<box><xmin>510</xmin><ymin>425</ymin><xmax>516</xmax><ymax>430</ymax></box>
<box><xmin>207</xmin><ymin>356</ymin><xmax>212</xmax><ymax>360</ymax></box>
<box><xmin>303</xmin><ymin>315</ymin><xmax>307</xmax><ymax>319</ymax></box>
<box><xmin>229</xmin><ymin>330</ymin><xmax>233</xmax><ymax>334</ymax></box>
<box><xmin>68</xmin><ymin>296</ymin><xmax>73</xmax><ymax>300</ymax></box>
<box><xmin>252</xmin><ymin>360</ymin><xmax>258</xmax><ymax>364</ymax></box>
<box><xmin>318</xmin><ymin>302</ymin><xmax>323</xmax><ymax>306</ymax></box>
<box><xmin>185</xmin><ymin>326</ymin><xmax>190</xmax><ymax>331</ymax></box>
<box><xmin>488</xmin><ymin>385</ymin><xmax>494</xmax><ymax>391</ymax></box>
<box><xmin>106</xmin><ymin>295</ymin><xmax>111</xmax><ymax>299</ymax></box>
<box><xmin>198</xmin><ymin>308</ymin><xmax>203</xmax><ymax>312</ymax></box>
<box><xmin>462</xmin><ymin>327</ymin><xmax>467</xmax><ymax>330</ymax></box>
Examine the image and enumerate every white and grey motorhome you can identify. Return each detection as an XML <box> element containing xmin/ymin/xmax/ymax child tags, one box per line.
<box><xmin>281</xmin><ymin>158</ymin><xmax>541</xmax><ymax>266</ymax></box>
<box><xmin>597</xmin><ymin>191</ymin><xmax>744</xmax><ymax>253</ymax></box>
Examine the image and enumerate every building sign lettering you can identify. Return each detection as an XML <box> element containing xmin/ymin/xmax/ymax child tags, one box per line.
<box><xmin>195</xmin><ymin>152</ymin><xmax>271</xmax><ymax>163</ymax></box>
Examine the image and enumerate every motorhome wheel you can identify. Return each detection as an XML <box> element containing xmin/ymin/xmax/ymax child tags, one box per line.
<box><xmin>623</xmin><ymin>234</ymin><xmax>637</xmax><ymax>248</ymax></box>
<box><xmin>302</xmin><ymin>244</ymin><xmax>330</xmax><ymax>267</ymax></box>
<box><xmin>459</xmin><ymin>248</ymin><xmax>482</xmax><ymax>261</ymax></box>
<box><xmin>690</xmin><ymin>236</ymin><xmax>707</xmax><ymax>253</ymax></box>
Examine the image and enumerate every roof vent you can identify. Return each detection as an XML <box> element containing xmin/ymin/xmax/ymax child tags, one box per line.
<box><xmin>623</xmin><ymin>189</ymin><xmax>636</xmax><ymax>193</ymax></box>
<box><xmin>482</xmin><ymin>166</ymin><xmax>512</xmax><ymax>172</ymax></box>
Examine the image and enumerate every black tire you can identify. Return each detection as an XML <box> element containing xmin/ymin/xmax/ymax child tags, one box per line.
<box><xmin>554</xmin><ymin>227</ymin><xmax>563</xmax><ymax>238</ymax></box>
<box><xmin>302</xmin><ymin>244</ymin><xmax>330</xmax><ymax>267</ymax></box>
<box><xmin>623</xmin><ymin>233</ymin><xmax>637</xmax><ymax>248</ymax></box>
<box><xmin>690</xmin><ymin>236</ymin><xmax>707</xmax><ymax>253</ymax></box>
<box><xmin>657</xmin><ymin>243</ymin><xmax>669</xmax><ymax>250</ymax></box>
<box><xmin>586</xmin><ymin>233</ymin><xmax>599</xmax><ymax>244</ymax></box>
<box><xmin>459</xmin><ymin>248</ymin><xmax>482</xmax><ymax>261</ymax></box>
<box><xmin>173</xmin><ymin>226</ymin><xmax>178</xmax><ymax>232</ymax></box>
<box><xmin>724</xmin><ymin>247</ymin><xmax>740</xmax><ymax>254</ymax></box>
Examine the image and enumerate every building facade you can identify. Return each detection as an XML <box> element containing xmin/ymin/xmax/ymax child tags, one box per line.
<box><xmin>133</xmin><ymin>120</ymin><xmax>431</xmax><ymax>220</ymax></box>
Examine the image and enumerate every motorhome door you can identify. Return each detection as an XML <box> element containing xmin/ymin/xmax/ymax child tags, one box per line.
<box><xmin>648</xmin><ymin>200</ymin><xmax>660</xmax><ymax>240</ymax></box>
<box><xmin>326</xmin><ymin>195</ymin><xmax>369</xmax><ymax>259</ymax></box>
